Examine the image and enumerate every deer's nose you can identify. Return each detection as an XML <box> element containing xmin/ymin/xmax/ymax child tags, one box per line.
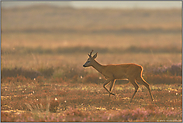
<box><xmin>83</xmin><ymin>65</ymin><xmax>86</xmax><ymax>67</ymax></box>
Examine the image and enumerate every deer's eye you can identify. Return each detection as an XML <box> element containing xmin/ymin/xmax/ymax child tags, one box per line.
<box><xmin>86</xmin><ymin>61</ymin><xmax>90</xmax><ymax>64</ymax></box>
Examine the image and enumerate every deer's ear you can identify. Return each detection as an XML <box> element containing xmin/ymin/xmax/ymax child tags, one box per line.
<box><xmin>93</xmin><ymin>52</ymin><xmax>98</xmax><ymax>59</ymax></box>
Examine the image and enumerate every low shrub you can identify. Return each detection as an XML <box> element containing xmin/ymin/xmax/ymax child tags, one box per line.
<box><xmin>37</xmin><ymin>66</ymin><xmax>54</xmax><ymax>78</ymax></box>
<box><xmin>144</xmin><ymin>74</ymin><xmax>181</xmax><ymax>84</ymax></box>
<box><xmin>49</xmin><ymin>98</ymin><xmax>59</xmax><ymax>113</ymax></box>
<box><xmin>55</xmin><ymin>65</ymin><xmax>88</xmax><ymax>81</ymax></box>
<box><xmin>109</xmin><ymin>107</ymin><xmax>182</xmax><ymax>122</ymax></box>
<box><xmin>82</xmin><ymin>73</ymin><xmax>104</xmax><ymax>84</ymax></box>
<box><xmin>1</xmin><ymin>63</ymin><xmax>181</xmax><ymax>84</ymax></box>
<box><xmin>1</xmin><ymin>67</ymin><xmax>43</xmax><ymax>80</ymax></box>
<box><xmin>146</xmin><ymin>63</ymin><xmax>181</xmax><ymax>76</ymax></box>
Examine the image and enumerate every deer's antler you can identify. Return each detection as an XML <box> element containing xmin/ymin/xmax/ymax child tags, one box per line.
<box><xmin>88</xmin><ymin>50</ymin><xmax>94</xmax><ymax>57</ymax></box>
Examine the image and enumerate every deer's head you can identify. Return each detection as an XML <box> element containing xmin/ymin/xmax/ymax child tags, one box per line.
<box><xmin>83</xmin><ymin>50</ymin><xmax>98</xmax><ymax>67</ymax></box>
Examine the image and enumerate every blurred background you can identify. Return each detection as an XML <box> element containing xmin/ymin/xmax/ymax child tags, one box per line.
<box><xmin>2</xmin><ymin>1</ymin><xmax>182</xmax><ymax>9</ymax></box>
<box><xmin>1</xmin><ymin>1</ymin><xmax>182</xmax><ymax>74</ymax></box>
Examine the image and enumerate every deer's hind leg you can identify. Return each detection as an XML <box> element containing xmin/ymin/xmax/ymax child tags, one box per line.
<box><xmin>136</xmin><ymin>76</ymin><xmax>154</xmax><ymax>101</ymax></box>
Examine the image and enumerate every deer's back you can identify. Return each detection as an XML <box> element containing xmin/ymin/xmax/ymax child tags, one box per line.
<box><xmin>103</xmin><ymin>63</ymin><xmax>142</xmax><ymax>79</ymax></box>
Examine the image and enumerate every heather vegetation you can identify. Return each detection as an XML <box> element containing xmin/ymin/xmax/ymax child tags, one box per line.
<box><xmin>1</xmin><ymin>63</ymin><xmax>182</xmax><ymax>84</ymax></box>
<box><xmin>1</xmin><ymin>5</ymin><xmax>182</xmax><ymax>122</ymax></box>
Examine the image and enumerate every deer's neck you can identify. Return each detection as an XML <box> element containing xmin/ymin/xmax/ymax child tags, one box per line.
<box><xmin>92</xmin><ymin>60</ymin><xmax>105</xmax><ymax>74</ymax></box>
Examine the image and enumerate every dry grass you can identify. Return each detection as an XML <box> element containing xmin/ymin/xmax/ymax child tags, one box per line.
<box><xmin>2</xmin><ymin>31</ymin><xmax>181</xmax><ymax>49</ymax></box>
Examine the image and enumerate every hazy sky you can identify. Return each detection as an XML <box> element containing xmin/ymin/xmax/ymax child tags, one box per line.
<box><xmin>2</xmin><ymin>1</ymin><xmax>182</xmax><ymax>9</ymax></box>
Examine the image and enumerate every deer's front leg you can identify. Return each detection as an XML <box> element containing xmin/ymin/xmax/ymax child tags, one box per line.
<box><xmin>109</xmin><ymin>79</ymin><xmax>116</xmax><ymax>97</ymax></box>
<box><xmin>103</xmin><ymin>79</ymin><xmax>115</xmax><ymax>97</ymax></box>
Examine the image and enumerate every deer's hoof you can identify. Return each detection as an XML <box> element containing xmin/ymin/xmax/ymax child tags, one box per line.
<box><xmin>130</xmin><ymin>99</ymin><xmax>133</xmax><ymax>103</ymax></box>
<box><xmin>109</xmin><ymin>93</ymin><xmax>115</xmax><ymax>97</ymax></box>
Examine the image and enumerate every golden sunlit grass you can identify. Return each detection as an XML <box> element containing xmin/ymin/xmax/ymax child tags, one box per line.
<box><xmin>2</xmin><ymin>32</ymin><xmax>181</xmax><ymax>49</ymax></box>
